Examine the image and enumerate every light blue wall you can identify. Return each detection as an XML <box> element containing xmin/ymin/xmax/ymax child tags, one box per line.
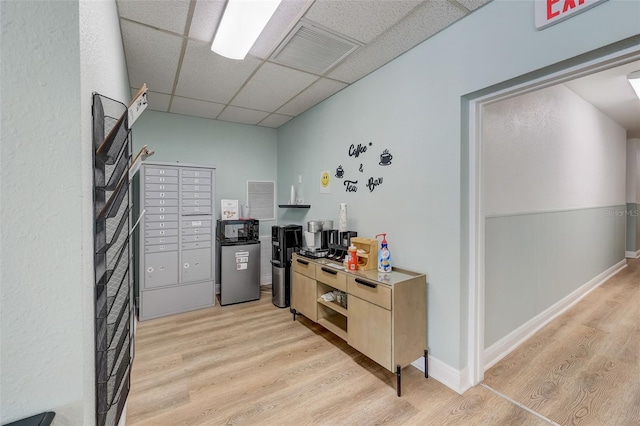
<box><xmin>276</xmin><ymin>0</ymin><xmax>640</xmax><ymax>369</ymax></box>
<box><xmin>132</xmin><ymin>111</ymin><xmax>278</xmax><ymax>235</ymax></box>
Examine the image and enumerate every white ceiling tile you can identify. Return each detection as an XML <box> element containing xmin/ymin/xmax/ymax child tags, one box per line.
<box><xmin>277</xmin><ymin>78</ymin><xmax>347</xmax><ymax>116</ymax></box>
<box><xmin>170</xmin><ymin>96</ymin><xmax>225</xmax><ymax>119</ymax></box>
<box><xmin>455</xmin><ymin>0</ymin><xmax>493</xmax><ymax>12</ymax></box>
<box><xmin>304</xmin><ymin>0</ymin><xmax>422</xmax><ymax>44</ymax></box>
<box><xmin>250</xmin><ymin>0</ymin><xmax>314</xmax><ymax>59</ymax></box>
<box><xmin>258</xmin><ymin>113</ymin><xmax>294</xmax><ymax>128</ymax></box>
<box><xmin>121</xmin><ymin>20</ymin><xmax>184</xmax><ymax>93</ymax></box>
<box><xmin>218</xmin><ymin>106</ymin><xmax>270</xmax><ymax>125</ymax></box>
<box><xmin>189</xmin><ymin>0</ymin><xmax>225</xmax><ymax>43</ymax></box>
<box><xmin>175</xmin><ymin>40</ymin><xmax>263</xmax><ymax>104</ymax></box>
<box><xmin>131</xmin><ymin>88</ymin><xmax>172</xmax><ymax>112</ymax></box>
<box><xmin>327</xmin><ymin>0</ymin><xmax>467</xmax><ymax>83</ymax></box>
<box><xmin>117</xmin><ymin>0</ymin><xmax>190</xmax><ymax>34</ymax></box>
<box><xmin>231</xmin><ymin>62</ymin><xmax>318</xmax><ymax>111</ymax></box>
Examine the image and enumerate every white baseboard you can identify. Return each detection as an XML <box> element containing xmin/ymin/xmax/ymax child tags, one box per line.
<box><xmin>625</xmin><ymin>250</ymin><xmax>640</xmax><ymax>259</ymax></box>
<box><xmin>484</xmin><ymin>259</ymin><xmax>627</xmax><ymax>370</ymax></box>
<box><xmin>411</xmin><ymin>354</ymin><xmax>472</xmax><ymax>395</ymax></box>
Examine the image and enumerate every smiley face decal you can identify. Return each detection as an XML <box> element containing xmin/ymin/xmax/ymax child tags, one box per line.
<box><xmin>321</xmin><ymin>171</ymin><xmax>330</xmax><ymax>188</ymax></box>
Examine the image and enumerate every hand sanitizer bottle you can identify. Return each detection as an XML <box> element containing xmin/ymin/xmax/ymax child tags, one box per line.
<box><xmin>375</xmin><ymin>233</ymin><xmax>392</xmax><ymax>273</ymax></box>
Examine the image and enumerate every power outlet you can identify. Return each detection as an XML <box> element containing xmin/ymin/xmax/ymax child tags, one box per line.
<box><xmin>295</xmin><ymin>198</ymin><xmax>304</xmax><ymax>204</ymax></box>
<box><xmin>298</xmin><ymin>175</ymin><xmax>302</xmax><ymax>184</ymax></box>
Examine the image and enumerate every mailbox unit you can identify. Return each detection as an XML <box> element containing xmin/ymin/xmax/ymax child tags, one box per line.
<box><xmin>138</xmin><ymin>161</ymin><xmax>216</xmax><ymax>320</ymax></box>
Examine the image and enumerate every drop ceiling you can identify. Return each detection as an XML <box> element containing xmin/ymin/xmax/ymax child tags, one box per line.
<box><xmin>117</xmin><ymin>0</ymin><xmax>640</xmax><ymax>136</ymax></box>
<box><xmin>117</xmin><ymin>0</ymin><xmax>492</xmax><ymax>128</ymax></box>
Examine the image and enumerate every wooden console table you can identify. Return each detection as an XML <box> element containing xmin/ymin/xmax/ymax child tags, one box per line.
<box><xmin>290</xmin><ymin>253</ymin><xmax>428</xmax><ymax>396</ymax></box>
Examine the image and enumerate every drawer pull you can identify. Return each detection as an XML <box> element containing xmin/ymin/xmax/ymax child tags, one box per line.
<box><xmin>355</xmin><ymin>278</ymin><xmax>377</xmax><ymax>288</ymax></box>
<box><xmin>321</xmin><ymin>267</ymin><xmax>338</xmax><ymax>275</ymax></box>
<box><xmin>296</xmin><ymin>259</ymin><xmax>309</xmax><ymax>265</ymax></box>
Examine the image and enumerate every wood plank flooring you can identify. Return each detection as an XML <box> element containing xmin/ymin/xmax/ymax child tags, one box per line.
<box><xmin>484</xmin><ymin>257</ymin><xmax>640</xmax><ymax>426</ymax></box>
<box><xmin>128</xmin><ymin>259</ymin><xmax>638</xmax><ymax>425</ymax></box>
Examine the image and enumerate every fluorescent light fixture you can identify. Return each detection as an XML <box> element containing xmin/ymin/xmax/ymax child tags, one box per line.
<box><xmin>211</xmin><ymin>0</ymin><xmax>282</xmax><ymax>60</ymax></box>
<box><xmin>629</xmin><ymin>70</ymin><xmax>640</xmax><ymax>100</ymax></box>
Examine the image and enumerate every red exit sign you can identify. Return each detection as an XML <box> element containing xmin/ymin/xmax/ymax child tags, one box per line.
<box><xmin>535</xmin><ymin>0</ymin><xmax>608</xmax><ymax>29</ymax></box>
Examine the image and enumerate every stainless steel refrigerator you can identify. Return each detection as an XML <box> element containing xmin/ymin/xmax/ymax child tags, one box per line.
<box><xmin>216</xmin><ymin>220</ymin><xmax>261</xmax><ymax>306</ymax></box>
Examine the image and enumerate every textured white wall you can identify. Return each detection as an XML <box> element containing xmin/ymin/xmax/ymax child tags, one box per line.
<box><xmin>483</xmin><ymin>84</ymin><xmax>627</xmax><ymax>215</ymax></box>
<box><xmin>1</xmin><ymin>1</ymin><xmax>84</xmax><ymax>423</ymax></box>
<box><xmin>0</xmin><ymin>1</ymin><xmax>129</xmax><ymax>424</ymax></box>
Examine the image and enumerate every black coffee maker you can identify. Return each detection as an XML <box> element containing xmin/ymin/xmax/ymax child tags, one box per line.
<box><xmin>327</xmin><ymin>231</ymin><xmax>357</xmax><ymax>261</ymax></box>
<box><xmin>271</xmin><ymin>225</ymin><xmax>302</xmax><ymax>308</ymax></box>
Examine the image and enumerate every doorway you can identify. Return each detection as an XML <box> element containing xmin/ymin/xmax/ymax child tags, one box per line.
<box><xmin>466</xmin><ymin>40</ymin><xmax>640</xmax><ymax>386</ymax></box>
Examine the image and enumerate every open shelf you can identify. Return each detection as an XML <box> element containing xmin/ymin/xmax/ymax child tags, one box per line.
<box><xmin>318</xmin><ymin>317</ymin><xmax>347</xmax><ymax>341</ymax></box>
<box><xmin>317</xmin><ymin>298</ymin><xmax>347</xmax><ymax>317</ymax></box>
<box><xmin>279</xmin><ymin>204</ymin><xmax>310</xmax><ymax>208</ymax></box>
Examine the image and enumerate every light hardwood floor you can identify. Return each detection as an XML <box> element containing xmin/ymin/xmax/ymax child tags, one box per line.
<box><xmin>128</xmin><ymin>259</ymin><xmax>639</xmax><ymax>425</ymax></box>
<box><xmin>484</xmin><ymin>257</ymin><xmax>640</xmax><ymax>426</ymax></box>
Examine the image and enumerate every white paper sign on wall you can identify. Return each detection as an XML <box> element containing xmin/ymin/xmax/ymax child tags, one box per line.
<box><xmin>535</xmin><ymin>0</ymin><xmax>608</xmax><ymax>30</ymax></box>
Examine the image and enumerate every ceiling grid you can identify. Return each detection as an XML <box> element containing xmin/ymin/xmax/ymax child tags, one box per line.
<box><xmin>138</xmin><ymin>1</ymin><xmax>640</xmax><ymax>131</ymax></box>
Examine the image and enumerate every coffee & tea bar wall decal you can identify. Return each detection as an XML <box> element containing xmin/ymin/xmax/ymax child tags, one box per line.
<box><xmin>336</xmin><ymin>141</ymin><xmax>394</xmax><ymax>193</ymax></box>
<box><xmin>379</xmin><ymin>149</ymin><xmax>393</xmax><ymax>166</ymax></box>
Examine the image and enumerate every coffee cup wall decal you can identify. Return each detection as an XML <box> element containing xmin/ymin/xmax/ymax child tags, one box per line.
<box><xmin>379</xmin><ymin>149</ymin><xmax>393</xmax><ymax>166</ymax></box>
<box><xmin>335</xmin><ymin>165</ymin><xmax>344</xmax><ymax>178</ymax></box>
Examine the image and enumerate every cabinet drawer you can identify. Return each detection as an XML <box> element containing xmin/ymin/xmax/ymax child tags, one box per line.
<box><xmin>145</xmin><ymin>236</ymin><xmax>178</xmax><ymax>245</ymax></box>
<box><xmin>347</xmin><ymin>276</ymin><xmax>391</xmax><ymax>310</ymax></box>
<box><xmin>292</xmin><ymin>256</ymin><xmax>315</xmax><ymax>279</ymax></box>
<box><xmin>316</xmin><ymin>265</ymin><xmax>346</xmax><ymax>291</ymax></box>
<box><xmin>181</xmin><ymin>191</ymin><xmax>211</xmax><ymax>199</ymax></box>
<box><xmin>145</xmin><ymin>167</ymin><xmax>178</xmax><ymax>177</ymax></box>
<box><xmin>144</xmin><ymin>183</ymin><xmax>178</xmax><ymax>191</ymax></box>
<box><xmin>182</xmin><ymin>234</ymin><xmax>211</xmax><ymax>243</ymax></box>
<box><xmin>183</xmin><ymin>241</ymin><xmax>212</xmax><ymax>250</ymax></box>
<box><xmin>145</xmin><ymin>206</ymin><xmax>178</xmax><ymax>214</ymax></box>
<box><xmin>145</xmin><ymin>175</ymin><xmax>178</xmax><ymax>184</ymax></box>
<box><xmin>182</xmin><ymin>227</ymin><xmax>211</xmax><ymax>236</ymax></box>
<box><xmin>145</xmin><ymin>228</ymin><xmax>178</xmax><ymax>238</ymax></box>
<box><xmin>145</xmin><ymin>199</ymin><xmax>178</xmax><ymax>207</ymax></box>
<box><xmin>181</xmin><ymin>199</ymin><xmax>211</xmax><ymax>207</ymax></box>
<box><xmin>145</xmin><ymin>191</ymin><xmax>178</xmax><ymax>199</ymax></box>
<box><xmin>182</xmin><ymin>184</ymin><xmax>212</xmax><ymax>192</ymax></box>
<box><xmin>182</xmin><ymin>219</ymin><xmax>211</xmax><ymax>228</ymax></box>
<box><xmin>182</xmin><ymin>206</ymin><xmax>212</xmax><ymax>214</ymax></box>
<box><xmin>145</xmin><ymin>243</ymin><xmax>178</xmax><ymax>253</ymax></box>
<box><xmin>181</xmin><ymin>169</ymin><xmax>211</xmax><ymax>178</ymax></box>
<box><xmin>182</xmin><ymin>177</ymin><xmax>212</xmax><ymax>185</ymax></box>
<box><xmin>145</xmin><ymin>214</ymin><xmax>178</xmax><ymax>222</ymax></box>
<box><xmin>144</xmin><ymin>221</ymin><xmax>178</xmax><ymax>230</ymax></box>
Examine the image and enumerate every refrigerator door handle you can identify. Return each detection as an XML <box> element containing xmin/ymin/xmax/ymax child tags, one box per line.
<box><xmin>271</xmin><ymin>259</ymin><xmax>282</xmax><ymax>267</ymax></box>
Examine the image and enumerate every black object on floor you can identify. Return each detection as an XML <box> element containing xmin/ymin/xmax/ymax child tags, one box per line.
<box><xmin>3</xmin><ymin>412</ymin><xmax>55</xmax><ymax>426</ymax></box>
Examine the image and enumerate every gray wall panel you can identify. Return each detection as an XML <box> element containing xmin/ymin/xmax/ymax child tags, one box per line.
<box><xmin>485</xmin><ymin>206</ymin><xmax>626</xmax><ymax>348</ymax></box>
<box><xmin>627</xmin><ymin>203</ymin><xmax>639</xmax><ymax>252</ymax></box>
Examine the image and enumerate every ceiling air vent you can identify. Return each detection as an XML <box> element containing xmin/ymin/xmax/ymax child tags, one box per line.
<box><xmin>270</xmin><ymin>21</ymin><xmax>361</xmax><ymax>75</ymax></box>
